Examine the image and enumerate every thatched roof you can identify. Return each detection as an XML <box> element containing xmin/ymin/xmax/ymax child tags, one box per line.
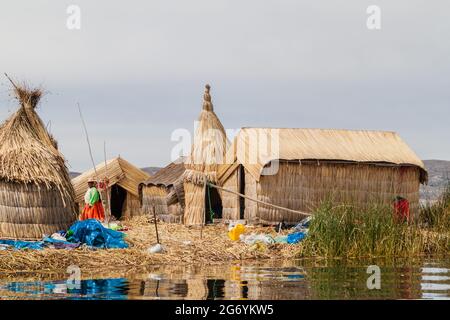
<box><xmin>185</xmin><ymin>84</ymin><xmax>229</xmax><ymax>178</ymax></box>
<box><xmin>218</xmin><ymin>128</ymin><xmax>428</xmax><ymax>184</ymax></box>
<box><xmin>0</xmin><ymin>82</ymin><xmax>74</xmax><ymax>200</ymax></box>
<box><xmin>72</xmin><ymin>157</ymin><xmax>150</xmax><ymax>202</ymax></box>
<box><xmin>140</xmin><ymin>157</ymin><xmax>186</xmax><ymax>187</ymax></box>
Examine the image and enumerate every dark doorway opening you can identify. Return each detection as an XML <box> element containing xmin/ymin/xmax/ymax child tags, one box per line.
<box><xmin>205</xmin><ymin>185</ymin><xmax>222</xmax><ymax>223</ymax></box>
<box><xmin>239</xmin><ymin>165</ymin><xmax>245</xmax><ymax>219</ymax></box>
<box><xmin>110</xmin><ymin>184</ymin><xmax>127</xmax><ymax>220</ymax></box>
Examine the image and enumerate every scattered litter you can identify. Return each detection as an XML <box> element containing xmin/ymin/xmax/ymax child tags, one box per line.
<box><xmin>50</xmin><ymin>233</ymin><xmax>67</xmax><ymax>241</ymax></box>
<box><xmin>293</xmin><ymin>216</ymin><xmax>312</xmax><ymax>232</ymax></box>
<box><xmin>274</xmin><ymin>235</ymin><xmax>289</xmax><ymax>244</ymax></box>
<box><xmin>240</xmin><ymin>233</ymin><xmax>274</xmax><ymax>245</ymax></box>
<box><xmin>287</xmin><ymin>231</ymin><xmax>307</xmax><ymax>244</ymax></box>
<box><xmin>228</xmin><ymin>224</ymin><xmax>246</xmax><ymax>241</ymax></box>
<box><xmin>148</xmin><ymin>243</ymin><xmax>164</xmax><ymax>254</ymax></box>
<box><xmin>249</xmin><ymin>242</ymin><xmax>268</xmax><ymax>252</ymax></box>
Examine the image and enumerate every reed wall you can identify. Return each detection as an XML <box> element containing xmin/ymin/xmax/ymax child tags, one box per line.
<box><xmin>0</xmin><ymin>181</ymin><xmax>76</xmax><ymax>239</ymax></box>
<box><xmin>183</xmin><ymin>181</ymin><xmax>205</xmax><ymax>225</ymax></box>
<box><xmin>221</xmin><ymin>170</ymin><xmax>239</xmax><ymax>221</ymax></box>
<box><xmin>253</xmin><ymin>162</ymin><xmax>421</xmax><ymax>225</ymax></box>
<box><xmin>141</xmin><ymin>185</ymin><xmax>183</xmax><ymax>223</ymax></box>
<box><xmin>122</xmin><ymin>193</ymin><xmax>143</xmax><ymax>219</ymax></box>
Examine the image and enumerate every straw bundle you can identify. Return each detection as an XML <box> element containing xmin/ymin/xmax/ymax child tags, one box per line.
<box><xmin>183</xmin><ymin>85</ymin><xmax>228</xmax><ymax>225</ymax></box>
<box><xmin>0</xmin><ymin>82</ymin><xmax>76</xmax><ymax>239</ymax></box>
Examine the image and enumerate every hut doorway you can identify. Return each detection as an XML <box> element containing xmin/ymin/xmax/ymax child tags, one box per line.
<box><xmin>205</xmin><ymin>185</ymin><xmax>222</xmax><ymax>223</ymax></box>
<box><xmin>110</xmin><ymin>184</ymin><xmax>127</xmax><ymax>220</ymax></box>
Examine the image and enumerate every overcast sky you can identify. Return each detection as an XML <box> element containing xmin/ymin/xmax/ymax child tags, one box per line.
<box><xmin>0</xmin><ymin>0</ymin><xmax>449</xmax><ymax>172</ymax></box>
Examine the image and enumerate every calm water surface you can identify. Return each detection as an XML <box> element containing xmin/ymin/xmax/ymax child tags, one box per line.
<box><xmin>0</xmin><ymin>256</ymin><xmax>449</xmax><ymax>300</ymax></box>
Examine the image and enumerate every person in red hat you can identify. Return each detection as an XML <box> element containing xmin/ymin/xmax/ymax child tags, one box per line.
<box><xmin>80</xmin><ymin>178</ymin><xmax>105</xmax><ymax>221</ymax></box>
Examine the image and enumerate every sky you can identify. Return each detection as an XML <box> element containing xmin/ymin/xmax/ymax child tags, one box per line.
<box><xmin>0</xmin><ymin>0</ymin><xmax>449</xmax><ymax>172</ymax></box>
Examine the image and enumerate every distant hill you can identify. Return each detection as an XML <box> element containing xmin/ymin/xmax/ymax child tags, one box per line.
<box><xmin>421</xmin><ymin>160</ymin><xmax>450</xmax><ymax>202</ymax></box>
<box><xmin>69</xmin><ymin>172</ymin><xmax>81</xmax><ymax>179</ymax></box>
<box><xmin>141</xmin><ymin>167</ymin><xmax>162</xmax><ymax>176</ymax></box>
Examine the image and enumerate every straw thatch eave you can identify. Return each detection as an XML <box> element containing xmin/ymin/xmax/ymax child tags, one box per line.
<box><xmin>218</xmin><ymin>127</ymin><xmax>428</xmax><ymax>184</ymax></box>
<box><xmin>72</xmin><ymin>157</ymin><xmax>150</xmax><ymax>203</ymax></box>
<box><xmin>140</xmin><ymin>157</ymin><xmax>186</xmax><ymax>188</ymax></box>
<box><xmin>0</xmin><ymin>83</ymin><xmax>74</xmax><ymax>201</ymax></box>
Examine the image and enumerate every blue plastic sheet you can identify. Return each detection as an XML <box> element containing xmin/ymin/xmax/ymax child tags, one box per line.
<box><xmin>287</xmin><ymin>232</ymin><xmax>307</xmax><ymax>244</ymax></box>
<box><xmin>67</xmin><ymin>219</ymin><xmax>128</xmax><ymax>249</ymax></box>
<box><xmin>0</xmin><ymin>239</ymin><xmax>45</xmax><ymax>250</ymax></box>
<box><xmin>0</xmin><ymin>237</ymin><xmax>80</xmax><ymax>251</ymax></box>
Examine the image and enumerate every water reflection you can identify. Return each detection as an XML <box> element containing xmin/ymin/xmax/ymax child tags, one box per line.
<box><xmin>0</xmin><ymin>257</ymin><xmax>448</xmax><ymax>300</ymax></box>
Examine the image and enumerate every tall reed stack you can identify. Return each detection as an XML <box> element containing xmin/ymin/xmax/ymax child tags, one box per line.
<box><xmin>0</xmin><ymin>81</ymin><xmax>76</xmax><ymax>239</ymax></box>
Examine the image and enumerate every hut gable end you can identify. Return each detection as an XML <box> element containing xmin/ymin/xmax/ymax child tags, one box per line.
<box><xmin>72</xmin><ymin>157</ymin><xmax>150</xmax><ymax>203</ymax></box>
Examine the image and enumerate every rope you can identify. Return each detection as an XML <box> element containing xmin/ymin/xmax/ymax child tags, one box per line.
<box><xmin>207</xmin><ymin>182</ymin><xmax>312</xmax><ymax>217</ymax></box>
<box><xmin>207</xmin><ymin>183</ymin><xmax>215</xmax><ymax>221</ymax></box>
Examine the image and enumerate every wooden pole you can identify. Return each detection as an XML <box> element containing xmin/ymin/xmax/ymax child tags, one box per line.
<box><xmin>103</xmin><ymin>141</ymin><xmax>111</xmax><ymax>225</ymax></box>
<box><xmin>208</xmin><ymin>182</ymin><xmax>312</xmax><ymax>218</ymax></box>
<box><xmin>200</xmin><ymin>175</ymin><xmax>207</xmax><ymax>239</ymax></box>
<box><xmin>153</xmin><ymin>205</ymin><xmax>160</xmax><ymax>244</ymax></box>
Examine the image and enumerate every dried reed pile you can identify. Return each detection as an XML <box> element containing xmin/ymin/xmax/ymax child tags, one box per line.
<box><xmin>182</xmin><ymin>84</ymin><xmax>228</xmax><ymax>225</ymax></box>
<box><xmin>0</xmin><ymin>81</ymin><xmax>76</xmax><ymax>239</ymax></box>
<box><xmin>0</xmin><ymin>216</ymin><xmax>296</xmax><ymax>274</ymax></box>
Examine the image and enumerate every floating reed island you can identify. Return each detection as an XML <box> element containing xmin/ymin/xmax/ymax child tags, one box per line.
<box><xmin>0</xmin><ymin>216</ymin><xmax>298</xmax><ymax>274</ymax></box>
<box><xmin>0</xmin><ymin>81</ymin><xmax>448</xmax><ymax>275</ymax></box>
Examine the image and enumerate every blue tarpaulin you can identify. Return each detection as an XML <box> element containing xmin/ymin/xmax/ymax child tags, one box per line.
<box><xmin>0</xmin><ymin>219</ymin><xmax>128</xmax><ymax>250</ymax></box>
<box><xmin>67</xmin><ymin>219</ymin><xmax>128</xmax><ymax>249</ymax></box>
<box><xmin>0</xmin><ymin>237</ymin><xmax>80</xmax><ymax>251</ymax></box>
<box><xmin>287</xmin><ymin>232</ymin><xmax>307</xmax><ymax>244</ymax></box>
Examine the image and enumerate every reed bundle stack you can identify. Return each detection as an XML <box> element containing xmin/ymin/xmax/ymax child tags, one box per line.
<box><xmin>0</xmin><ymin>81</ymin><xmax>76</xmax><ymax>239</ymax></box>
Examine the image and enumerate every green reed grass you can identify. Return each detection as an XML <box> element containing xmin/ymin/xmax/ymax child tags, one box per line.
<box><xmin>419</xmin><ymin>184</ymin><xmax>450</xmax><ymax>232</ymax></box>
<box><xmin>298</xmin><ymin>201</ymin><xmax>449</xmax><ymax>258</ymax></box>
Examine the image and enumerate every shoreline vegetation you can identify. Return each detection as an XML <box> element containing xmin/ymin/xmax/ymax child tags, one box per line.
<box><xmin>0</xmin><ymin>188</ymin><xmax>448</xmax><ymax>276</ymax></box>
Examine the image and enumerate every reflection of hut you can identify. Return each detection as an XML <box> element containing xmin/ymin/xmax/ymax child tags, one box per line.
<box><xmin>186</xmin><ymin>278</ymin><xmax>208</xmax><ymax>300</ymax></box>
<box><xmin>181</xmin><ymin>85</ymin><xmax>229</xmax><ymax>225</ymax></box>
<box><xmin>218</xmin><ymin>128</ymin><xmax>428</xmax><ymax>225</ymax></box>
<box><xmin>72</xmin><ymin>157</ymin><xmax>150</xmax><ymax>220</ymax></box>
<box><xmin>139</xmin><ymin>158</ymin><xmax>186</xmax><ymax>223</ymax></box>
<box><xmin>0</xmin><ymin>82</ymin><xmax>76</xmax><ymax>239</ymax></box>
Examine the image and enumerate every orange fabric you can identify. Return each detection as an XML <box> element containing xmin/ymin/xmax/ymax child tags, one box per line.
<box><xmin>80</xmin><ymin>202</ymin><xmax>105</xmax><ymax>221</ymax></box>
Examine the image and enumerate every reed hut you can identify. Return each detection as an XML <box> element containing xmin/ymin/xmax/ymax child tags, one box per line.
<box><xmin>218</xmin><ymin>128</ymin><xmax>428</xmax><ymax>225</ymax></box>
<box><xmin>139</xmin><ymin>158</ymin><xmax>186</xmax><ymax>223</ymax></box>
<box><xmin>0</xmin><ymin>83</ymin><xmax>76</xmax><ymax>239</ymax></box>
<box><xmin>180</xmin><ymin>84</ymin><xmax>229</xmax><ymax>225</ymax></box>
<box><xmin>72</xmin><ymin>157</ymin><xmax>150</xmax><ymax>220</ymax></box>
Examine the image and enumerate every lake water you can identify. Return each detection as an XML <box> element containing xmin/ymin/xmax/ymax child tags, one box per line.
<box><xmin>0</xmin><ymin>256</ymin><xmax>449</xmax><ymax>300</ymax></box>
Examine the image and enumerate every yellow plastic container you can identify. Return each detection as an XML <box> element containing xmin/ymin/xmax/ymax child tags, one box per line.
<box><xmin>228</xmin><ymin>224</ymin><xmax>245</xmax><ymax>241</ymax></box>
